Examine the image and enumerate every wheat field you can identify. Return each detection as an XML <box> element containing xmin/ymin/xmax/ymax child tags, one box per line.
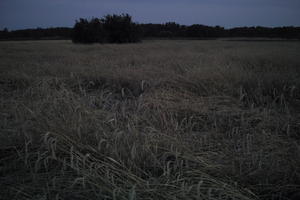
<box><xmin>0</xmin><ymin>40</ymin><xmax>300</xmax><ymax>200</ymax></box>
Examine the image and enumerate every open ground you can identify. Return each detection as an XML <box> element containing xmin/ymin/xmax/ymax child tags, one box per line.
<box><xmin>0</xmin><ymin>40</ymin><xmax>300</xmax><ymax>200</ymax></box>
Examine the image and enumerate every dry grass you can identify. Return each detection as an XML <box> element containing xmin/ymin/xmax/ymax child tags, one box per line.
<box><xmin>0</xmin><ymin>40</ymin><xmax>300</xmax><ymax>200</ymax></box>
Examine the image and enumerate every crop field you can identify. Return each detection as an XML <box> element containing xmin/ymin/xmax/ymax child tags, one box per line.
<box><xmin>0</xmin><ymin>40</ymin><xmax>300</xmax><ymax>200</ymax></box>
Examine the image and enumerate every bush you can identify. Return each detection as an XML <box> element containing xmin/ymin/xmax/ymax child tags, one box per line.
<box><xmin>104</xmin><ymin>14</ymin><xmax>140</xmax><ymax>43</ymax></box>
<box><xmin>72</xmin><ymin>14</ymin><xmax>140</xmax><ymax>44</ymax></box>
<box><xmin>72</xmin><ymin>18</ymin><xmax>106</xmax><ymax>43</ymax></box>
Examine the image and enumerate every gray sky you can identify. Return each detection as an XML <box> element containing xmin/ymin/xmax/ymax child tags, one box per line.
<box><xmin>1</xmin><ymin>0</ymin><xmax>300</xmax><ymax>30</ymax></box>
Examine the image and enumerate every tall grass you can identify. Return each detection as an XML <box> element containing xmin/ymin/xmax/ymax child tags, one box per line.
<box><xmin>0</xmin><ymin>40</ymin><xmax>299</xmax><ymax>200</ymax></box>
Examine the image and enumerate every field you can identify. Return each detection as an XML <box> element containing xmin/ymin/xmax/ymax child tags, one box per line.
<box><xmin>0</xmin><ymin>40</ymin><xmax>299</xmax><ymax>200</ymax></box>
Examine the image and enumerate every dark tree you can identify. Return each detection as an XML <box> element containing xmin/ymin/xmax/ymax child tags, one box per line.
<box><xmin>72</xmin><ymin>14</ymin><xmax>140</xmax><ymax>44</ymax></box>
<box><xmin>103</xmin><ymin>14</ymin><xmax>140</xmax><ymax>43</ymax></box>
<box><xmin>72</xmin><ymin>18</ymin><xmax>106</xmax><ymax>43</ymax></box>
<box><xmin>0</xmin><ymin>28</ymin><xmax>9</xmax><ymax>40</ymax></box>
<box><xmin>3</xmin><ymin>28</ymin><xmax>8</xmax><ymax>33</ymax></box>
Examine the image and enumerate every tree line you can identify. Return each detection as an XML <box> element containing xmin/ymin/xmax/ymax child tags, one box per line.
<box><xmin>0</xmin><ymin>27</ymin><xmax>71</xmax><ymax>41</ymax></box>
<box><xmin>1</xmin><ymin>14</ymin><xmax>300</xmax><ymax>42</ymax></box>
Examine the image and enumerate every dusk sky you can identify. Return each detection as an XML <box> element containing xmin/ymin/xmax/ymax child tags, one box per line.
<box><xmin>1</xmin><ymin>0</ymin><xmax>300</xmax><ymax>30</ymax></box>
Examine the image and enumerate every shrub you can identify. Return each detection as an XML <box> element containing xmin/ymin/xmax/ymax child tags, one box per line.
<box><xmin>72</xmin><ymin>18</ymin><xmax>106</xmax><ymax>43</ymax></box>
<box><xmin>72</xmin><ymin>14</ymin><xmax>140</xmax><ymax>44</ymax></box>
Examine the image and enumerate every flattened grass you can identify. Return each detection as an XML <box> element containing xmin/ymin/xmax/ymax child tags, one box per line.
<box><xmin>0</xmin><ymin>40</ymin><xmax>299</xmax><ymax>200</ymax></box>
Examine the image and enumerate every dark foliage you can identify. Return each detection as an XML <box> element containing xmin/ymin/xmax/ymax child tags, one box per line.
<box><xmin>228</xmin><ymin>26</ymin><xmax>300</xmax><ymax>38</ymax></box>
<box><xmin>72</xmin><ymin>14</ymin><xmax>140</xmax><ymax>44</ymax></box>
<box><xmin>1</xmin><ymin>16</ymin><xmax>300</xmax><ymax>41</ymax></box>
<box><xmin>185</xmin><ymin>24</ymin><xmax>225</xmax><ymax>38</ymax></box>
<box><xmin>0</xmin><ymin>27</ymin><xmax>72</xmax><ymax>41</ymax></box>
<box><xmin>140</xmin><ymin>23</ymin><xmax>300</xmax><ymax>39</ymax></box>
<box><xmin>72</xmin><ymin>18</ymin><xmax>106</xmax><ymax>43</ymax></box>
<box><xmin>104</xmin><ymin>14</ymin><xmax>140</xmax><ymax>43</ymax></box>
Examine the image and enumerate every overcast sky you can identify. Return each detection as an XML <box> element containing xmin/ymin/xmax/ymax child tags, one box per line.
<box><xmin>1</xmin><ymin>0</ymin><xmax>300</xmax><ymax>30</ymax></box>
